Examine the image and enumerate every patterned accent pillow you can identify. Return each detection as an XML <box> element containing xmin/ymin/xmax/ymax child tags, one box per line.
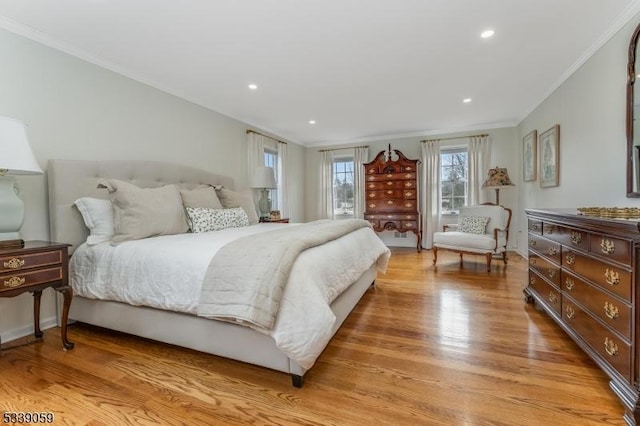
<box><xmin>185</xmin><ymin>207</ymin><xmax>250</xmax><ymax>233</ymax></box>
<box><xmin>457</xmin><ymin>216</ymin><xmax>490</xmax><ymax>234</ymax></box>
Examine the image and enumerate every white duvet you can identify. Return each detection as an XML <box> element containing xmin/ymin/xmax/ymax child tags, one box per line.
<box><xmin>69</xmin><ymin>223</ymin><xmax>391</xmax><ymax>369</ymax></box>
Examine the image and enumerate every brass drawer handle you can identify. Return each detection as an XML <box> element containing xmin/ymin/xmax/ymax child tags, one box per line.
<box><xmin>369</xmin><ymin>193</ymin><xmax>375</xmax><ymax>198</ymax></box>
<box><xmin>404</xmin><ymin>173</ymin><xmax>412</xmax><ymax>178</ymax></box>
<box><xmin>544</xmin><ymin>226</ymin><xmax>554</xmax><ymax>234</ymax></box>
<box><xmin>547</xmin><ymin>247</ymin><xmax>557</xmax><ymax>256</ymax></box>
<box><xmin>605</xmin><ymin>269</ymin><xmax>620</xmax><ymax>286</ymax></box>
<box><xmin>3</xmin><ymin>258</ymin><xmax>25</xmax><ymax>269</ymax></box>
<box><xmin>565</xmin><ymin>277</ymin><xmax>575</xmax><ymax>291</ymax></box>
<box><xmin>565</xmin><ymin>252</ymin><xmax>576</xmax><ymax>266</ymax></box>
<box><xmin>548</xmin><ymin>270</ymin><xmax>557</xmax><ymax>279</ymax></box>
<box><xmin>565</xmin><ymin>306</ymin><xmax>576</xmax><ymax>320</ymax></box>
<box><xmin>405</xmin><ymin>202</ymin><xmax>413</xmax><ymax>208</ymax></box>
<box><xmin>531</xmin><ymin>223</ymin><xmax>539</xmax><ymax>231</ymax></box>
<box><xmin>387</xmin><ymin>200</ymin><xmax>394</xmax><ymax>205</ymax></box>
<box><xmin>369</xmin><ymin>203</ymin><xmax>376</xmax><ymax>208</ymax></box>
<box><xmin>387</xmin><ymin>182</ymin><xmax>393</xmax><ymax>186</ymax></box>
<box><xmin>4</xmin><ymin>276</ymin><xmax>26</xmax><ymax>288</ymax></box>
<box><xmin>548</xmin><ymin>292</ymin><xmax>557</xmax><ymax>303</ymax></box>
<box><xmin>368</xmin><ymin>184</ymin><xmax>375</xmax><ymax>188</ymax></box>
<box><xmin>405</xmin><ymin>223</ymin><xmax>413</xmax><ymax>227</ymax></box>
<box><xmin>404</xmin><ymin>182</ymin><xmax>412</xmax><ymax>187</ymax></box>
<box><xmin>604</xmin><ymin>301</ymin><xmax>619</xmax><ymax>320</ymax></box>
<box><xmin>530</xmin><ymin>258</ymin><xmax>537</xmax><ymax>266</ymax></box>
<box><xmin>404</xmin><ymin>191</ymin><xmax>412</xmax><ymax>197</ymax></box>
<box><xmin>601</xmin><ymin>239</ymin><xmax>615</xmax><ymax>255</ymax></box>
<box><xmin>604</xmin><ymin>337</ymin><xmax>619</xmax><ymax>357</ymax></box>
<box><xmin>530</xmin><ymin>240</ymin><xmax>537</xmax><ymax>247</ymax></box>
<box><xmin>570</xmin><ymin>231</ymin><xmax>582</xmax><ymax>244</ymax></box>
<box><xmin>387</xmin><ymin>190</ymin><xmax>393</xmax><ymax>195</ymax></box>
<box><xmin>529</xmin><ymin>275</ymin><xmax>537</xmax><ymax>285</ymax></box>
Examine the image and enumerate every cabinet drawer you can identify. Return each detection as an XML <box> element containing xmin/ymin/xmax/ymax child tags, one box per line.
<box><xmin>562</xmin><ymin>271</ymin><xmax>631</xmax><ymax>340</ymax></box>
<box><xmin>528</xmin><ymin>219</ymin><xmax>542</xmax><ymax>235</ymax></box>
<box><xmin>528</xmin><ymin>234</ymin><xmax>561</xmax><ymax>264</ymax></box>
<box><xmin>528</xmin><ymin>270</ymin><xmax>561</xmax><ymax>315</ymax></box>
<box><xmin>0</xmin><ymin>267</ymin><xmax>63</xmax><ymax>293</ymax></box>
<box><xmin>562</xmin><ymin>298</ymin><xmax>631</xmax><ymax>382</ymax></box>
<box><xmin>589</xmin><ymin>234</ymin><xmax>632</xmax><ymax>266</ymax></box>
<box><xmin>402</xmin><ymin>221</ymin><xmax>418</xmax><ymax>230</ymax></box>
<box><xmin>0</xmin><ymin>250</ymin><xmax>62</xmax><ymax>273</ymax></box>
<box><xmin>366</xmin><ymin>172</ymin><xmax>416</xmax><ymax>182</ymax></box>
<box><xmin>550</xmin><ymin>225</ymin><xmax>589</xmax><ymax>252</ymax></box>
<box><xmin>529</xmin><ymin>253</ymin><xmax>561</xmax><ymax>287</ymax></box>
<box><xmin>366</xmin><ymin>181</ymin><xmax>416</xmax><ymax>190</ymax></box>
<box><xmin>366</xmin><ymin>213</ymin><xmax>417</xmax><ymax>221</ymax></box>
<box><xmin>563</xmin><ymin>250</ymin><xmax>631</xmax><ymax>302</ymax></box>
<box><xmin>367</xmin><ymin>190</ymin><xmax>416</xmax><ymax>200</ymax></box>
<box><xmin>366</xmin><ymin>200</ymin><xmax>417</xmax><ymax>212</ymax></box>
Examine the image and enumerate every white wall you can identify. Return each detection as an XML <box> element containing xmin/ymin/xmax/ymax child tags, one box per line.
<box><xmin>516</xmin><ymin>14</ymin><xmax>640</xmax><ymax>256</ymax></box>
<box><xmin>0</xmin><ymin>28</ymin><xmax>305</xmax><ymax>343</ymax></box>
<box><xmin>304</xmin><ymin>126</ymin><xmax>519</xmax><ymax>248</ymax></box>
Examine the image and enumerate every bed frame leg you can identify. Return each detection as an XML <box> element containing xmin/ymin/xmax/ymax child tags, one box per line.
<box><xmin>291</xmin><ymin>374</ymin><xmax>305</xmax><ymax>388</ymax></box>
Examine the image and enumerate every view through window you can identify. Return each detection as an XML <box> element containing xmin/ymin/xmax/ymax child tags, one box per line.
<box><xmin>440</xmin><ymin>149</ymin><xmax>468</xmax><ymax>214</ymax></box>
<box><xmin>263</xmin><ymin>149</ymin><xmax>279</xmax><ymax>210</ymax></box>
<box><xmin>333</xmin><ymin>158</ymin><xmax>354</xmax><ymax>218</ymax></box>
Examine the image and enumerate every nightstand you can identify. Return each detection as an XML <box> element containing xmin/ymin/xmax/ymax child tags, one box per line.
<box><xmin>259</xmin><ymin>218</ymin><xmax>290</xmax><ymax>223</ymax></box>
<box><xmin>0</xmin><ymin>241</ymin><xmax>74</xmax><ymax>350</ymax></box>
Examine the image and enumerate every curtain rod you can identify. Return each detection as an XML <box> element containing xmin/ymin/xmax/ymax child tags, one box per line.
<box><xmin>246</xmin><ymin>129</ymin><xmax>288</xmax><ymax>144</ymax></box>
<box><xmin>421</xmin><ymin>133</ymin><xmax>488</xmax><ymax>143</ymax></box>
<box><xmin>318</xmin><ymin>145</ymin><xmax>369</xmax><ymax>152</ymax></box>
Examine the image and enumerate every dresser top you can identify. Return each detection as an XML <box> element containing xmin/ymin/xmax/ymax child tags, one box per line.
<box><xmin>526</xmin><ymin>208</ymin><xmax>640</xmax><ymax>237</ymax></box>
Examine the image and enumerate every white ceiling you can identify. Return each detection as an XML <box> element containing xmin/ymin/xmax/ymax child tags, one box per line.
<box><xmin>0</xmin><ymin>0</ymin><xmax>639</xmax><ymax>146</ymax></box>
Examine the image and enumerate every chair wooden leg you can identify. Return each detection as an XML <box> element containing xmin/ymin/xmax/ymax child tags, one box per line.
<box><xmin>459</xmin><ymin>253</ymin><xmax>463</xmax><ymax>267</ymax></box>
<box><xmin>502</xmin><ymin>251</ymin><xmax>508</xmax><ymax>265</ymax></box>
<box><xmin>432</xmin><ymin>247</ymin><xmax>438</xmax><ymax>265</ymax></box>
<box><xmin>486</xmin><ymin>253</ymin><xmax>492</xmax><ymax>272</ymax></box>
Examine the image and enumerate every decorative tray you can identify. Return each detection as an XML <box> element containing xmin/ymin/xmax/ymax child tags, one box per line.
<box><xmin>577</xmin><ymin>207</ymin><xmax>640</xmax><ymax>219</ymax></box>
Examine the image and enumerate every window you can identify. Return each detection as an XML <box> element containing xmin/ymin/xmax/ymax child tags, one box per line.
<box><xmin>440</xmin><ymin>148</ymin><xmax>468</xmax><ymax>214</ymax></box>
<box><xmin>333</xmin><ymin>158</ymin><xmax>354</xmax><ymax>218</ymax></box>
<box><xmin>263</xmin><ymin>149</ymin><xmax>279</xmax><ymax>210</ymax></box>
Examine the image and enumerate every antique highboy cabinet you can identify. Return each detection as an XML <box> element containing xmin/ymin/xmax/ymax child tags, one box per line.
<box><xmin>524</xmin><ymin>208</ymin><xmax>640</xmax><ymax>425</ymax></box>
<box><xmin>363</xmin><ymin>148</ymin><xmax>421</xmax><ymax>252</ymax></box>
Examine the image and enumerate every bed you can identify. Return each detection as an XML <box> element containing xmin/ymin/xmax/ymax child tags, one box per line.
<box><xmin>47</xmin><ymin>159</ymin><xmax>390</xmax><ymax>387</ymax></box>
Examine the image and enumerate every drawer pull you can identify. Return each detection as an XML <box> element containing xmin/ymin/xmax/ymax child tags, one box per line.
<box><xmin>387</xmin><ymin>182</ymin><xmax>393</xmax><ymax>186</ymax></box>
<box><xmin>369</xmin><ymin>193</ymin><xmax>375</xmax><ymax>198</ymax></box>
<box><xmin>601</xmin><ymin>239</ymin><xmax>615</xmax><ymax>255</ymax></box>
<box><xmin>531</xmin><ymin>223</ymin><xmax>539</xmax><ymax>231</ymax></box>
<box><xmin>605</xmin><ymin>269</ymin><xmax>620</xmax><ymax>286</ymax></box>
<box><xmin>544</xmin><ymin>226</ymin><xmax>554</xmax><ymax>234</ymax></box>
<box><xmin>570</xmin><ymin>231</ymin><xmax>582</xmax><ymax>244</ymax></box>
<box><xmin>530</xmin><ymin>258</ymin><xmax>537</xmax><ymax>266</ymax></box>
<box><xmin>604</xmin><ymin>301</ymin><xmax>620</xmax><ymax>320</ymax></box>
<box><xmin>405</xmin><ymin>167</ymin><xmax>413</xmax><ymax>171</ymax></box>
<box><xmin>4</xmin><ymin>276</ymin><xmax>25</xmax><ymax>288</ymax></box>
<box><xmin>387</xmin><ymin>200</ymin><xmax>394</xmax><ymax>205</ymax></box>
<box><xmin>530</xmin><ymin>240</ymin><xmax>537</xmax><ymax>247</ymax></box>
<box><xmin>405</xmin><ymin>223</ymin><xmax>413</xmax><ymax>227</ymax></box>
<box><xmin>548</xmin><ymin>292</ymin><xmax>557</xmax><ymax>303</ymax></box>
<box><xmin>387</xmin><ymin>215</ymin><xmax>393</xmax><ymax>219</ymax></box>
<box><xmin>565</xmin><ymin>252</ymin><xmax>576</xmax><ymax>266</ymax></box>
<box><xmin>369</xmin><ymin>203</ymin><xmax>376</xmax><ymax>208</ymax></box>
<box><xmin>405</xmin><ymin>203</ymin><xmax>413</xmax><ymax>208</ymax></box>
<box><xmin>548</xmin><ymin>270</ymin><xmax>557</xmax><ymax>279</ymax></box>
<box><xmin>387</xmin><ymin>190</ymin><xmax>393</xmax><ymax>195</ymax></box>
<box><xmin>404</xmin><ymin>182</ymin><xmax>412</xmax><ymax>187</ymax></box>
<box><xmin>547</xmin><ymin>247</ymin><xmax>557</xmax><ymax>256</ymax></box>
<box><xmin>405</xmin><ymin>191</ymin><xmax>412</xmax><ymax>197</ymax></box>
<box><xmin>565</xmin><ymin>277</ymin><xmax>575</xmax><ymax>291</ymax></box>
<box><xmin>405</xmin><ymin>173</ymin><xmax>412</xmax><ymax>178</ymax></box>
<box><xmin>604</xmin><ymin>337</ymin><xmax>619</xmax><ymax>357</ymax></box>
<box><xmin>368</xmin><ymin>184</ymin><xmax>375</xmax><ymax>189</ymax></box>
<box><xmin>529</xmin><ymin>275</ymin><xmax>537</xmax><ymax>285</ymax></box>
<box><xmin>565</xmin><ymin>306</ymin><xmax>576</xmax><ymax>320</ymax></box>
<box><xmin>3</xmin><ymin>258</ymin><xmax>25</xmax><ymax>269</ymax></box>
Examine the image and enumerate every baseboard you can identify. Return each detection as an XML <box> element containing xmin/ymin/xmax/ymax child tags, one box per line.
<box><xmin>0</xmin><ymin>315</ymin><xmax>58</xmax><ymax>344</ymax></box>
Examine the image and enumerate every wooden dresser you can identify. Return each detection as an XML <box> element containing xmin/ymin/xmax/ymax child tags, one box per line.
<box><xmin>524</xmin><ymin>208</ymin><xmax>640</xmax><ymax>425</ymax></box>
<box><xmin>363</xmin><ymin>148</ymin><xmax>421</xmax><ymax>252</ymax></box>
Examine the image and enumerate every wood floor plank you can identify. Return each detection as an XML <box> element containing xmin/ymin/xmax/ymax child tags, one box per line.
<box><xmin>0</xmin><ymin>248</ymin><xmax>627</xmax><ymax>425</ymax></box>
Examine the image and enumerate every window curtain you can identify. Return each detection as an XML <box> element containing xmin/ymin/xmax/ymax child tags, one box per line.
<box><xmin>421</xmin><ymin>140</ymin><xmax>441</xmax><ymax>249</ymax></box>
<box><xmin>467</xmin><ymin>134</ymin><xmax>491</xmax><ymax>205</ymax></box>
<box><xmin>319</xmin><ymin>150</ymin><xmax>334</xmax><ymax>219</ymax></box>
<box><xmin>352</xmin><ymin>146</ymin><xmax>369</xmax><ymax>219</ymax></box>
<box><xmin>277</xmin><ymin>141</ymin><xmax>289</xmax><ymax>217</ymax></box>
<box><xmin>246</xmin><ymin>132</ymin><xmax>265</xmax><ymax>184</ymax></box>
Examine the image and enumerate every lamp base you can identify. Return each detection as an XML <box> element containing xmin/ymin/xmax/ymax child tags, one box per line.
<box><xmin>0</xmin><ymin>176</ymin><xmax>25</xmax><ymax>243</ymax></box>
<box><xmin>258</xmin><ymin>188</ymin><xmax>272</xmax><ymax>218</ymax></box>
<box><xmin>0</xmin><ymin>239</ymin><xmax>24</xmax><ymax>250</ymax></box>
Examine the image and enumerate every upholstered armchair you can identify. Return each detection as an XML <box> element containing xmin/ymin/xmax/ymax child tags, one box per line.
<box><xmin>432</xmin><ymin>204</ymin><xmax>512</xmax><ymax>272</ymax></box>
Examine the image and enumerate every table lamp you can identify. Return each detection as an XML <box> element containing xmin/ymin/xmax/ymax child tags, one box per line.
<box><xmin>481</xmin><ymin>166</ymin><xmax>515</xmax><ymax>205</ymax></box>
<box><xmin>250</xmin><ymin>166</ymin><xmax>277</xmax><ymax>218</ymax></box>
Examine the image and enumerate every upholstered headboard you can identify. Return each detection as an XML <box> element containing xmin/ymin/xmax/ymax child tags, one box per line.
<box><xmin>47</xmin><ymin>159</ymin><xmax>235</xmax><ymax>254</ymax></box>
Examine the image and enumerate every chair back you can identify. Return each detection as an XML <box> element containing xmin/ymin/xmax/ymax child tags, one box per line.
<box><xmin>459</xmin><ymin>204</ymin><xmax>510</xmax><ymax>234</ymax></box>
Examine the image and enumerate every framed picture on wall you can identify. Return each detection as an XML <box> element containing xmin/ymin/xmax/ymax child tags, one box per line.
<box><xmin>539</xmin><ymin>124</ymin><xmax>560</xmax><ymax>188</ymax></box>
<box><xmin>523</xmin><ymin>130</ymin><xmax>537</xmax><ymax>182</ymax></box>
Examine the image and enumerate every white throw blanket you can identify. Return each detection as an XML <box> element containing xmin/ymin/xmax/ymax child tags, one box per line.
<box><xmin>197</xmin><ymin>219</ymin><xmax>372</xmax><ymax>329</ymax></box>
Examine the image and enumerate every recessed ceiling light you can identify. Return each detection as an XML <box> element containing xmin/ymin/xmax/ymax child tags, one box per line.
<box><xmin>309</xmin><ymin>120</ymin><xmax>316</xmax><ymax>125</ymax></box>
<box><xmin>480</xmin><ymin>29</ymin><xmax>495</xmax><ymax>39</ymax></box>
<box><xmin>463</xmin><ymin>98</ymin><xmax>472</xmax><ymax>103</ymax></box>
<box><xmin>248</xmin><ymin>83</ymin><xmax>258</xmax><ymax>90</ymax></box>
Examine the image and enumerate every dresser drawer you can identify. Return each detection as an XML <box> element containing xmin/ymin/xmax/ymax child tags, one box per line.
<box><xmin>529</xmin><ymin>253</ymin><xmax>561</xmax><ymax>287</ymax></box>
<box><xmin>563</xmin><ymin>250</ymin><xmax>632</xmax><ymax>302</ymax></box>
<box><xmin>366</xmin><ymin>199</ymin><xmax>417</xmax><ymax>212</ymax></box>
<box><xmin>562</xmin><ymin>298</ymin><xmax>631</xmax><ymax>382</ymax></box>
<box><xmin>365</xmin><ymin>213</ymin><xmax>418</xmax><ymax>221</ymax></box>
<box><xmin>366</xmin><ymin>181</ymin><xmax>416</xmax><ymax>191</ymax></box>
<box><xmin>528</xmin><ymin>270</ymin><xmax>561</xmax><ymax>315</ymax></box>
<box><xmin>528</xmin><ymin>234</ymin><xmax>561</xmax><ymax>264</ymax></box>
<box><xmin>0</xmin><ymin>250</ymin><xmax>62</xmax><ymax>273</ymax></box>
<box><xmin>367</xmin><ymin>190</ymin><xmax>416</xmax><ymax>200</ymax></box>
<box><xmin>528</xmin><ymin>219</ymin><xmax>542</xmax><ymax>235</ymax></box>
<box><xmin>0</xmin><ymin>267</ymin><xmax>64</xmax><ymax>293</ymax></box>
<box><xmin>562</xmin><ymin>271</ymin><xmax>631</xmax><ymax>340</ymax></box>
<box><xmin>366</xmin><ymin>172</ymin><xmax>416</xmax><ymax>182</ymax></box>
<box><xmin>548</xmin><ymin>225</ymin><xmax>589</xmax><ymax>252</ymax></box>
<box><xmin>401</xmin><ymin>221</ymin><xmax>418</xmax><ymax>230</ymax></box>
<box><xmin>589</xmin><ymin>234</ymin><xmax>632</xmax><ymax>266</ymax></box>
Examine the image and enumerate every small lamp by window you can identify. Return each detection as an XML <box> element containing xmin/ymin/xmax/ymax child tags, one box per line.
<box><xmin>481</xmin><ymin>166</ymin><xmax>515</xmax><ymax>205</ymax></box>
<box><xmin>250</xmin><ymin>166</ymin><xmax>277</xmax><ymax>218</ymax></box>
<box><xmin>0</xmin><ymin>117</ymin><xmax>43</xmax><ymax>248</ymax></box>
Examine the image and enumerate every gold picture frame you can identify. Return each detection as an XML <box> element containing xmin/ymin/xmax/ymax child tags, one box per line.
<box><xmin>539</xmin><ymin>124</ymin><xmax>560</xmax><ymax>188</ymax></box>
<box><xmin>523</xmin><ymin>130</ymin><xmax>537</xmax><ymax>182</ymax></box>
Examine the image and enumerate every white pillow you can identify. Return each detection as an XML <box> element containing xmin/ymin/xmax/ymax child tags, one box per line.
<box><xmin>214</xmin><ymin>187</ymin><xmax>260</xmax><ymax>225</ymax></box>
<box><xmin>458</xmin><ymin>216</ymin><xmax>490</xmax><ymax>234</ymax></box>
<box><xmin>185</xmin><ymin>207</ymin><xmax>250</xmax><ymax>233</ymax></box>
<box><xmin>74</xmin><ymin>197</ymin><xmax>115</xmax><ymax>245</ymax></box>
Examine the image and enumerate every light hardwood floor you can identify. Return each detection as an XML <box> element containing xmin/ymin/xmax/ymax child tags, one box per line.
<box><xmin>0</xmin><ymin>249</ymin><xmax>626</xmax><ymax>425</ymax></box>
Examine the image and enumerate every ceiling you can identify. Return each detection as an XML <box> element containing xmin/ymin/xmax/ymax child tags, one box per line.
<box><xmin>0</xmin><ymin>0</ymin><xmax>638</xmax><ymax>147</ymax></box>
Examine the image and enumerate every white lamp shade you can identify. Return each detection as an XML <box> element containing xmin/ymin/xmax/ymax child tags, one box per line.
<box><xmin>250</xmin><ymin>166</ymin><xmax>277</xmax><ymax>189</ymax></box>
<box><xmin>0</xmin><ymin>116</ymin><xmax>43</xmax><ymax>175</ymax></box>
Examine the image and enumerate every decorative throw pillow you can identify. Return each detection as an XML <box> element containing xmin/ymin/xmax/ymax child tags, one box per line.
<box><xmin>179</xmin><ymin>185</ymin><xmax>223</xmax><ymax>209</ymax></box>
<box><xmin>214</xmin><ymin>187</ymin><xmax>259</xmax><ymax>225</ymax></box>
<box><xmin>98</xmin><ymin>179</ymin><xmax>189</xmax><ymax>244</ymax></box>
<box><xmin>73</xmin><ymin>197</ymin><xmax>115</xmax><ymax>245</ymax></box>
<box><xmin>185</xmin><ymin>207</ymin><xmax>250</xmax><ymax>233</ymax></box>
<box><xmin>458</xmin><ymin>216</ymin><xmax>490</xmax><ymax>235</ymax></box>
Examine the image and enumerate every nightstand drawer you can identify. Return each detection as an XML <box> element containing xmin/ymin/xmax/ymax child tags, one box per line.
<box><xmin>0</xmin><ymin>250</ymin><xmax>62</xmax><ymax>272</ymax></box>
<box><xmin>0</xmin><ymin>267</ymin><xmax>63</xmax><ymax>292</ymax></box>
